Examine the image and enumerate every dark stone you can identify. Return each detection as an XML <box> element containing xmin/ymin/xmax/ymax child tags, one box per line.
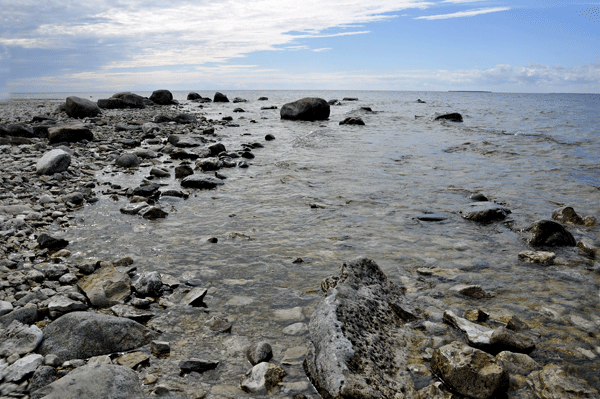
<box><xmin>120</xmin><ymin>93</ymin><xmax>146</xmax><ymax>109</ymax></box>
<box><xmin>207</xmin><ymin>237</ymin><xmax>218</xmax><ymax>243</ymax></box>
<box><xmin>65</xmin><ymin>96</ymin><xmax>101</xmax><ymax>118</ymax></box>
<box><xmin>132</xmin><ymin>183</ymin><xmax>160</xmax><ymax>197</ymax></box>
<box><xmin>360</xmin><ymin>107</ymin><xmax>373</xmax><ymax>112</ymax></box>
<box><xmin>416</xmin><ymin>213</ymin><xmax>448</xmax><ymax>222</ymax></box>
<box><xmin>154</xmin><ymin>115</ymin><xmax>174</xmax><ymax>123</ymax></box>
<box><xmin>233</xmin><ymin>108</ymin><xmax>245</xmax><ymax>112</ymax></box>
<box><xmin>265</xmin><ymin>134</ymin><xmax>275</xmax><ymax>141</ymax></box>
<box><xmin>213</xmin><ymin>92</ymin><xmax>229</xmax><ymax>102</ymax></box>
<box><xmin>28</xmin><ymin>365</ymin><xmax>58</xmax><ymax>393</ymax></box>
<box><xmin>258</xmin><ymin>97</ymin><xmax>268</xmax><ymax>101</ymax></box>
<box><xmin>490</xmin><ymin>327</ymin><xmax>535</xmax><ymax>354</ymax></box>
<box><xmin>174</xmin><ymin>114</ymin><xmax>197</xmax><ymax>124</ymax></box>
<box><xmin>241</xmin><ymin>151</ymin><xmax>254</xmax><ymax>159</ymax></box>
<box><xmin>115</xmin><ymin>153</ymin><xmax>140</xmax><ymax>168</ymax></box>
<box><xmin>32</xmin><ymin>115</ymin><xmax>57</xmax><ymax>123</ymax></box>
<box><xmin>232</xmin><ymin>97</ymin><xmax>247</xmax><ymax>103</ymax></box>
<box><xmin>170</xmin><ymin>149</ymin><xmax>200</xmax><ymax>160</ymax></box>
<box><xmin>552</xmin><ymin>206</ymin><xmax>584</xmax><ymax>225</ymax></box>
<box><xmin>343</xmin><ymin>97</ymin><xmax>358</xmax><ymax>101</ymax></box>
<box><xmin>62</xmin><ymin>192</ymin><xmax>84</xmax><ymax>205</ymax></box>
<box><xmin>246</xmin><ymin>342</ymin><xmax>273</xmax><ymax>366</ymax></box>
<box><xmin>0</xmin><ymin>307</ymin><xmax>38</xmax><ymax>328</ymax></box>
<box><xmin>525</xmin><ymin>220</ymin><xmax>576</xmax><ymax>247</ymax></box>
<box><xmin>238</xmin><ymin>161</ymin><xmax>249</xmax><ymax>168</ymax></box>
<box><xmin>187</xmin><ymin>92</ymin><xmax>202</xmax><ymax>100</ymax></box>
<box><xmin>435</xmin><ymin>113</ymin><xmax>463</xmax><ymax>122</ymax></box>
<box><xmin>48</xmin><ymin>124</ymin><xmax>94</xmax><ymax>144</ymax></box>
<box><xmin>281</xmin><ymin>98</ymin><xmax>330</xmax><ymax>121</ymax></box>
<box><xmin>179</xmin><ymin>359</ymin><xmax>219</xmax><ymax>374</ymax></box>
<box><xmin>0</xmin><ymin>123</ymin><xmax>37</xmax><ymax>138</ymax></box>
<box><xmin>37</xmin><ymin>233</ymin><xmax>69</xmax><ymax>250</ymax></box>
<box><xmin>150</xmin><ymin>90</ymin><xmax>173</xmax><ymax>105</ymax></box>
<box><xmin>470</xmin><ymin>193</ymin><xmax>489</xmax><ymax>201</ymax></box>
<box><xmin>181</xmin><ymin>175</ymin><xmax>224</xmax><ymax>189</ymax></box>
<box><xmin>261</xmin><ymin>106</ymin><xmax>277</xmax><ymax>110</ymax></box>
<box><xmin>175</xmin><ymin>164</ymin><xmax>194</xmax><ymax>179</ymax></box>
<box><xmin>460</xmin><ymin>202</ymin><xmax>511</xmax><ymax>223</ymax></box>
<box><xmin>416</xmin><ymin>99</ymin><xmax>426</xmax><ymax>103</ymax></box>
<box><xmin>38</xmin><ymin>312</ymin><xmax>157</xmax><ymax>362</ymax></box>
<box><xmin>208</xmin><ymin>143</ymin><xmax>226</xmax><ymax>156</ymax></box>
<box><xmin>339</xmin><ymin>117</ymin><xmax>365</xmax><ymax>126</ymax></box>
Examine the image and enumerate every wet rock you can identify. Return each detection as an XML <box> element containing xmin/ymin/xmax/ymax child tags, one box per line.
<box><xmin>0</xmin><ymin>321</ymin><xmax>43</xmax><ymax>357</ymax></box>
<box><xmin>196</xmin><ymin>157</ymin><xmax>223</xmax><ymax>171</ymax></box>
<box><xmin>241</xmin><ymin>362</ymin><xmax>286</xmax><ymax>394</ymax></box>
<box><xmin>151</xmin><ymin>341</ymin><xmax>170</xmax><ymax>358</ymax></box>
<box><xmin>78</xmin><ymin>265</ymin><xmax>131</xmax><ymax>307</ymax></box>
<box><xmin>261</xmin><ymin>105</ymin><xmax>277</xmax><ymax>110</ymax></box>
<box><xmin>48</xmin><ymin>123</ymin><xmax>94</xmax><ymax>144</ymax></box>
<box><xmin>119</xmin><ymin>203</ymin><xmax>149</xmax><ymax>215</ymax></box>
<box><xmin>443</xmin><ymin>310</ymin><xmax>494</xmax><ymax>346</ymax></box>
<box><xmin>38</xmin><ymin>311</ymin><xmax>156</xmax><ymax>362</ymax></box>
<box><xmin>339</xmin><ymin>117</ymin><xmax>365</xmax><ymax>125</ymax></box>
<box><xmin>518</xmin><ymin>250</ymin><xmax>556</xmax><ymax>265</ymax></box>
<box><xmin>208</xmin><ymin>142</ymin><xmax>226</xmax><ymax>156</ymax></box>
<box><xmin>470</xmin><ymin>193</ymin><xmax>488</xmax><ymax>201</ymax></box>
<box><xmin>552</xmin><ymin>206</ymin><xmax>584</xmax><ymax>225</ymax></box>
<box><xmin>150</xmin><ymin>167</ymin><xmax>170</xmax><ymax>178</ymax></box>
<box><xmin>133</xmin><ymin>148</ymin><xmax>157</xmax><ymax>159</ymax></box>
<box><xmin>37</xmin><ymin>233</ymin><xmax>69</xmax><ymax>250</ymax></box>
<box><xmin>525</xmin><ymin>220</ymin><xmax>576</xmax><ymax>247</ymax></box>
<box><xmin>233</xmin><ymin>97</ymin><xmax>247</xmax><ymax>103</ymax></box>
<box><xmin>132</xmin><ymin>183</ymin><xmax>160</xmax><ymax>197</ymax></box>
<box><xmin>464</xmin><ymin>309</ymin><xmax>489</xmax><ymax>323</ymax></box>
<box><xmin>154</xmin><ymin>115</ymin><xmax>174</xmax><ymax>123</ymax></box>
<box><xmin>416</xmin><ymin>213</ymin><xmax>448</xmax><ymax>222</ymax></box>
<box><xmin>115</xmin><ymin>153</ymin><xmax>140</xmax><ymax>168</ymax></box>
<box><xmin>170</xmin><ymin>149</ymin><xmax>201</xmax><ymax>160</ymax></box>
<box><xmin>175</xmin><ymin>163</ymin><xmax>194</xmax><ymax>179</ymax></box>
<box><xmin>36</xmin><ymin>149</ymin><xmax>71</xmax><ymax>175</ymax></box>
<box><xmin>281</xmin><ymin>97</ymin><xmax>330</xmax><ymax>121</ymax></box>
<box><xmin>246</xmin><ymin>341</ymin><xmax>273</xmax><ymax>366</ymax></box>
<box><xmin>435</xmin><ymin>113</ymin><xmax>463</xmax><ymax>122</ymax></box>
<box><xmin>496</xmin><ymin>351</ymin><xmax>539</xmax><ymax>376</ymax></box>
<box><xmin>65</xmin><ymin>96</ymin><xmax>101</xmax><ymax>118</ymax></box>
<box><xmin>233</xmin><ymin>107</ymin><xmax>245</xmax><ymax>112</ymax></box>
<box><xmin>133</xmin><ymin>271</ymin><xmax>163</xmax><ymax>296</ymax></box>
<box><xmin>28</xmin><ymin>365</ymin><xmax>58</xmax><ymax>392</ymax></box>
<box><xmin>506</xmin><ymin>315</ymin><xmax>530</xmax><ymax>332</ymax></box>
<box><xmin>450</xmin><ymin>284</ymin><xmax>489</xmax><ymax>299</ymax></box>
<box><xmin>205</xmin><ymin>316</ymin><xmax>232</xmax><ymax>333</ymax></box>
<box><xmin>213</xmin><ymin>92</ymin><xmax>229</xmax><ymax>102</ymax></box>
<box><xmin>527</xmin><ymin>364</ymin><xmax>599</xmax><ymax>398</ymax></box>
<box><xmin>174</xmin><ymin>113</ymin><xmax>197</xmax><ymax>124</ymax></box>
<box><xmin>304</xmin><ymin>257</ymin><xmax>418</xmax><ymax>399</ymax></box>
<box><xmin>4</xmin><ymin>353</ymin><xmax>44</xmax><ymax>382</ymax></box>
<box><xmin>181</xmin><ymin>175</ymin><xmax>224</xmax><ymax>189</ymax></box>
<box><xmin>577</xmin><ymin>239</ymin><xmax>597</xmax><ymax>258</ymax></box>
<box><xmin>490</xmin><ymin>327</ymin><xmax>535</xmax><ymax>354</ymax></box>
<box><xmin>258</xmin><ymin>96</ymin><xmax>268</xmax><ymax>100</ymax></box>
<box><xmin>460</xmin><ymin>202</ymin><xmax>511</xmax><ymax>222</ymax></box>
<box><xmin>265</xmin><ymin>134</ymin><xmax>275</xmax><ymax>141</ymax></box>
<box><xmin>179</xmin><ymin>358</ymin><xmax>219</xmax><ymax>374</ymax></box>
<box><xmin>30</xmin><ymin>363</ymin><xmax>144</xmax><ymax>399</ymax></box>
<box><xmin>150</xmin><ymin>89</ymin><xmax>173</xmax><ymax>105</ymax></box>
<box><xmin>431</xmin><ymin>341</ymin><xmax>508</xmax><ymax>399</ymax></box>
<box><xmin>182</xmin><ymin>287</ymin><xmax>208</xmax><ymax>307</ymax></box>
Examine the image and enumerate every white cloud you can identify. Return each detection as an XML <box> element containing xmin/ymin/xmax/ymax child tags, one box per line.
<box><xmin>312</xmin><ymin>48</ymin><xmax>332</xmax><ymax>52</ymax></box>
<box><xmin>416</xmin><ymin>6</ymin><xmax>510</xmax><ymax>20</ymax></box>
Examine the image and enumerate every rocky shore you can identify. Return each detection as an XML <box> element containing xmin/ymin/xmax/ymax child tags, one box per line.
<box><xmin>1</xmin><ymin>91</ymin><xmax>599</xmax><ymax>398</ymax></box>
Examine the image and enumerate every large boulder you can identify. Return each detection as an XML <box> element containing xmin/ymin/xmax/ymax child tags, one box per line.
<box><xmin>97</xmin><ymin>94</ymin><xmax>145</xmax><ymax>109</ymax></box>
<box><xmin>281</xmin><ymin>97</ymin><xmax>330</xmax><ymax>121</ymax></box>
<box><xmin>213</xmin><ymin>92</ymin><xmax>229</xmax><ymax>102</ymax></box>
<box><xmin>36</xmin><ymin>149</ymin><xmax>71</xmax><ymax>175</ymax></box>
<box><xmin>65</xmin><ymin>96</ymin><xmax>101</xmax><ymax>118</ymax></box>
<box><xmin>431</xmin><ymin>341</ymin><xmax>509</xmax><ymax>399</ymax></box>
<box><xmin>150</xmin><ymin>89</ymin><xmax>173</xmax><ymax>105</ymax></box>
<box><xmin>525</xmin><ymin>220</ymin><xmax>576</xmax><ymax>247</ymax></box>
<box><xmin>48</xmin><ymin>123</ymin><xmax>94</xmax><ymax>144</ymax></box>
<box><xmin>37</xmin><ymin>312</ymin><xmax>156</xmax><ymax>362</ymax></box>
<box><xmin>78</xmin><ymin>265</ymin><xmax>131</xmax><ymax>307</ymax></box>
<box><xmin>304</xmin><ymin>257</ymin><xmax>418</xmax><ymax>399</ymax></box>
<box><xmin>30</xmin><ymin>363</ymin><xmax>145</xmax><ymax>399</ymax></box>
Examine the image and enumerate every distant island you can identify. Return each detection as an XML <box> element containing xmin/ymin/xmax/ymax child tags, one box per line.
<box><xmin>448</xmin><ymin>90</ymin><xmax>492</xmax><ymax>93</ymax></box>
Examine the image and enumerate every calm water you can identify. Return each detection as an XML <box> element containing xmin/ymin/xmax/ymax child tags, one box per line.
<box><xmin>18</xmin><ymin>91</ymin><xmax>600</xmax><ymax>396</ymax></box>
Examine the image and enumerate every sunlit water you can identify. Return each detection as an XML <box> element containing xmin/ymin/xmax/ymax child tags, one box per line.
<box><xmin>18</xmin><ymin>91</ymin><xmax>600</xmax><ymax>396</ymax></box>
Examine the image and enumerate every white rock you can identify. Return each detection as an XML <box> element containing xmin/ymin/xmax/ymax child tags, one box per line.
<box><xmin>4</xmin><ymin>353</ymin><xmax>44</xmax><ymax>382</ymax></box>
<box><xmin>36</xmin><ymin>149</ymin><xmax>71</xmax><ymax>175</ymax></box>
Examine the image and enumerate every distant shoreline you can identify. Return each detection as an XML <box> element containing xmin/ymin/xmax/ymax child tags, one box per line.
<box><xmin>448</xmin><ymin>90</ymin><xmax>492</xmax><ymax>93</ymax></box>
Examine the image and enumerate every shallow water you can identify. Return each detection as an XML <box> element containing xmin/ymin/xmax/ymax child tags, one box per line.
<box><xmin>29</xmin><ymin>90</ymin><xmax>600</xmax><ymax>396</ymax></box>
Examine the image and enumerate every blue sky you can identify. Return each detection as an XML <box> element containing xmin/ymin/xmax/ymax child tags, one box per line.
<box><xmin>1</xmin><ymin>0</ymin><xmax>599</xmax><ymax>97</ymax></box>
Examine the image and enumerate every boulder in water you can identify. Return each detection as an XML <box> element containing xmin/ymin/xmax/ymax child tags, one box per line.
<box><xmin>524</xmin><ymin>220</ymin><xmax>576</xmax><ymax>247</ymax></box>
<box><xmin>281</xmin><ymin>97</ymin><xmax>330</xmax><ymax>121</ymax></box>
<box><xmin>150</xmin><ymin>89</ymin><xmax>173</xmax><ymax>105</ymax></box>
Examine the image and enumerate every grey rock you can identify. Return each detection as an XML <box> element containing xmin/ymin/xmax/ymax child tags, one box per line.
<box><xmin>62</xmin><ymin>192</ymin><xmax>84</xmax><ymax>205</ymax></box>
<box><xmin>443</xmin><ymin>310</ymin><xmax>494</xmax><ymax>347</ymax></box>
<box><xmin>4</xmin><ymin>353</ymin><xmax>44</xmax><ymax>382</ymax></box>
<box><xmin>36</xmin><ymin>149</ymin><xmax>71</xmax><ymax>175</ymax></box>
<box><xmin>552</xmin><ymin>206</ymin><xmax>584</xmax><ymax>225</ymax></box>
<box><xmin>181</xmin><ymin>175</ymin><xmax>224</xmax><ymax>189</ymax></box>
<box><xmin>48</xmin><ymin>295</ymin><xmax>88</xmax><ymax>318</ymax></box>
<box><xmin>527</xmin><ymin>364</ymin><xmax>599</xmax><ymax>399</ymax></box>
<box><xmin>150</xmin><ymin>89</ymin><xmax>173</xmax><ymax>105</ymax></box>
<box><xmin>28</xmin><ymin>365</ymin><xmax>58</xmax><ymax>392</ymax></box>
<box><xmin>48</xmin><ymin>123</ymin><xmax>94</xmax><ymax>144</ymax></box>
<box><xmin>43</xmin><ymin>263</ymin><xmax>70</xmax><ymax>279</ymax></box>
<box><xmin>205</xmin><ymin>316</ymin><xmax>232</xmax><ymax>333</ymax></box>
<box><xmin>133</xmin><ymin>148</ymin><xmax>157</xmax><ymax>159</ymax></box>
<box><xmin>460</xmin><ymin>201</ymin><xmax>511</xmax><ymax>222</ymax></box>
<box><xmin>151</xmin><ymin>341</ymin><xmax>170</xmax><ymax>358</ymax></box>
<box><xmin>115</xmin><ymin>153</ymin><xmax>140</xmax><ymax>168</ymax></box>
<box><xmin>182</xmin><ymin>287</ymin><xmax>207</xmax><ymax>307</ymax></box>
<box><xmin>0</xmin><ymin>321</ymin><xmax>44</xmax><ymax>357</ymax></box>
<box><xmin>0</xmin><ymin>301</ymin><xmax>14</xmax><ymax>316</ymax></box>
<box><xmin>304</xmin><ymin>257</ymin><xmax>418</xmax><ymax>399</ymax></box>
<box><xmin>518</xmin><ymin>250</ymin><xmax>556</xmax><ymax>265</ymax></box>
<box><xmin>496</xmin><ymin>351</ymin><xmax>539</xmax><ymax>376</ymax></box>
<box><xmin>140</xmin><ymin>206</ymin><xmax>168</xmax><ymax>219</ymax></box>
<box><xmin>77</xmin><ymin>265</ymin><xmax>131</xmax><ymax>307</ymax></box>
<box><xmin>179</xmin><ymin>358</ymin><xmax>219</xmax><ymax>374</ymax></box>
<box><xmin>195</xmin><ymin>157</ymin><xmax>222</xmax><ymax>171</ymax></box>
<box><xmin>525</xmin><ymin>220</ymin><xmax>576</xmax><ymax>247</ymax></box>
<box><xmin>37</xmin><ymin>233</ymin><xmax>69</xmax><ymax>250</ymax></box>
<box><xmin>174</xmin><ymin>113</ymin><xmax>197</xmax><ymax>124</ymax></box>
<box><xmin>246</xmin><ymin>341</ymin><xmax>273</xmax><ymax>365</ymax></box>
<box><xmin>38</xmin><ymin>311</ymin><xmax>156</xmax><ymax>362</ymax></box>
<box><xmin>0</xmin><ymin>307</ymin><xmax>38</xmax><ymax>328</ymax></box>
<box><xmin>133</xmin><ymin>271</ymin><xmax>163</xmax><ymax>296</ymax></box>
<box><xmin>120</xmin><ymin>203</ymin><xmax>149</xmax><ymax>215</ymax></box>
<box><xmin>150</xmin><ymin>167</ymin><xmax>170</xmax><ymax>177</ymax></box>
<box><xmin>30</xmin><ymin>363</ymin><xmax>144</xmax><ymax>399</ymax></box>
<box><xmin>470</xmin><ymin>193</ymin><xmax>488</xmax><ymax>201</ymax></box>
<box><xmin>490</xmin><ymin>327</ymin><xmax>535</xmax><ymax>353</ymax></box>
<box><xmin>213</xmin><ymin>92</ymin><xmax>229</xmax><ymax>102</ymax></box>
<box><xmin>0</xmin><ymin>123</ymin><xmax>37</xmax><ymax>138</ymax></box>
<box><xmin>65</xmin><ymin>96</ymin><xmax>101</xmax><ymax>118</ymax></box>
<box><xmin>431</xmin><ymin>341</ymin><xmax>508</xmax><ymax>399</ymax></box>
<box><xmin>208</xmin><ymin>142</ymin><xmax>226</xmax><ymax>156</ymax></box>
<box><xmin>281</xmin><ymin>97</ymin><xmax>330</xmax><ymax>121</ymax></box>
<box><xmin>241</xmin><ymin>362</ymin><xmax>286</xmax><ymax>394</ymax></box>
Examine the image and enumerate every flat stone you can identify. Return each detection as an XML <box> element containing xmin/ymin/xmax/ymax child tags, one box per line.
<box><xmin>115</xmin><ymin>351</ymin><xmax>149</xmax><ymax>369</ymax></box>
<box><xmin>78</xmin><ymin>265</ymin><xmax>131</xmax><ymax>307</ymax></box>
<box><xmin>180</xmin><ymin>175</ymin><xmax>224</xmax><ymax>189</ymax></box>
<box><xmin>4</xmin><ymin>353</ymin><xmax>44</xmax><ymax>382</ymax></box>
<box><xmin>460</xmin><ymin>202</ymin><xmax>511</xmax><ymax>222</ymax></box>
<box><xmin>443</xmin><ymin>310</ymin><xmax>494</xmax><ymax>346</ymax></box>
<box><xmin>110</xmin><ymin>304</ymin><xmax>154</xmax><ymax>323</ymax></box>
<box><xmin>490</xmin><ymin>327</ymin><xmax>536</xmax><ymax>353</ymax></box>
<box><xmin>179</xmin><ymin>358</ymin><xmax>219</xmax><ymax>374</ymax></box>
<box><xmin>48</xmin><ymin>295</ymin><xmax>88</xmax><ymax>318</ymax></box>
<box><xmin>518</xmin><ymin>250</ymin><xmax>556</xmax><ymax>265</ymax></box>
<box><xmin>496</xmin><ymin>351</ymin><xmax>539</xmax><ymax>375</ymax></box>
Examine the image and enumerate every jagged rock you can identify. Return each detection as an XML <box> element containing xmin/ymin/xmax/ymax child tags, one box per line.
<box><xmin>304</xmin><ymin>257</ymin><xmax>418</xmax><ymax>399</ymax></box>
<box><xmin>30</xmin><ymin>364</ymin><xmax>144</xmax><ymax>399</ymax></box>
<box><xmin>213</xmin><ymin>92</ymin><xmax>229</xmax><ymax>102</ymax></box>
<box><xmin>443</xmin><ymin>310</ymin><xmax>493</xmax><ymax>347</ymax></box>
<box><xmin>0</xmin><ymin>321</ymin><xmax>43</xmax><ymax>357</ymax></box>
<box><xmin>150</xmin><ymin>89</ymin><xmax>173</xmax><ymax>105</ymax></box>
<box><xmin>78</xmin><ymin>265</ymin><xmax>131</xmax><ymax>307</ymax></box>
<box><xmin>133</xmin><ymin>271</ymin><xmax>163</xmax><ymax>296</ymax></box>
<box><xmin>577</xmin><ymin>239</ymin><xmax>597</xmax><ymax>258</ymax></box>
<box><xmin>0</xmin><ymin>307</ymin><xmax>38</xmax><ymax>328</ymax></box>
<box><xmin>435</xmin><ymin>113</ymin><xmax>463</xmax><ymax>122</ymax></box>
<box><xmin>151</xmin><ymin>341</ymin><xmax>170</xmax><ymax>358</ymax></box>
<box><xmin>181</xmin><ymin>175</ymin><xmax>224</xmax><ymax>189</ymax></box>
<box><xmin>527</xmin><ymin>364</ymin><xmax>599</xmax><ymax>398</ymax></box>
<box><xmin>241</xmin><ymin>362</ymin><xmax>286</xmax><ymax>394</ymax></box>
<box><xmin>460</xmin><ymin>202</ymin><xmax>511</xmax><ymax>222</ymax></box>
<box><xmin>65</xmin><ymin>96</ymin><xmax>101</xmax><ymax>118</ymax></box>
<box><xmin>431</xmin><ymin>341</ymin><xmax>508</xmax><ymax>399</ymax></box>
<box><xmin>36</xmin><ymin>149</ymin><xmax>71</xmax><ymax>175</ymax></box>
<box><xmin>182</xmin><ymin>287</ymin><xmax>208</xmax><ymax>307</ymax></box>
<box><xmin>246</xmin><ymin>341</ymin><xmax>273</xmax><ymax>366</ymax></box>
<box><xmin>0</xmin><ymin>301</ymin><xmax>13</xmax><ymax>316</ymax></box>
<box><xmin>38</xmin><ymin>312</ymin><xmax>156</xmax><ymax>362</ymax></box>
<box><xmin>281</xmin><ymin>97</ymin><xmax>330</xmax><ymax>121</ymax></box>
<box><xmin>552</xmin><ymin>206</ymin><xmax>584</xmax><ymax>225</ymax></box>
<box><xmin>0</xmin><ymin>123</ymin><xmax>37</xmax><ymax>138</ymax></box>
<box><xmin>48</xmin><ymin>123</ymin><xmax>94</xmax><ymax>144</ymax></box>
<box><xmin>175</xmin><ymin>164</ymin><xmax>194</xmax><ymax>179</ymax></box>
<box><xmin>115</xmin><ymin>351</ymin><xmax>149</xmax><ymax>369</ymax></box>
<box><xmin>525</xmin><ymin>220</ymin><xmax>576</xmax><ymax>247</ymax></box>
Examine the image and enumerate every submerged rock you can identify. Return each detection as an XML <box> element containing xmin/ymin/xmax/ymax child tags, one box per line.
<box><xmin>181</xmin><ymin>175</ymin><xmax>224</xmax><ymax>189</ymax></box>
<box><xmin>435</xmin><ymin>113</ymin><xmax>463</xmax><ymax>122</ymax></box>
<box><xmin>460</xmin><ymin>202</ymin><xmax>511</xmax><ymax>222</ymax></box>
<box><xmin>304</xmin><ymin>257</ymin><xmax>418</xmax><ymax>399</ymax></box>
<box><xmin>339</xmin><ymin>117</ymin><xmax>365</xmax><ymax>125</ymax></box>
<box><xmin>281</xmin><ymin>97</ymin><xmax>330</xmax><ymax>121</ymax></box>
<box><xmin>527</xmin><ymin>364</ymin><xmax>599</xmax><ymax>399</ymax></box>
<box><xmin>524</xmin><ymin>220</ymin><xmax>576</xmax><ymax>247</ymax></box>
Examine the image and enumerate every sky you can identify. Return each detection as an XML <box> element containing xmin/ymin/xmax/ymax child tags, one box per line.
<box><xmin>1</xmin><ymin>0</ymin><xmax>599</xmax><ymax>97</ymax></box>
